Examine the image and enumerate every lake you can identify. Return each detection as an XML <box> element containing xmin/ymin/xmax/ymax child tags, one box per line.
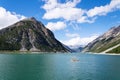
<box><xmin>0</xmin><ymin>52</ymin><xmax>120</xmax><ymax>80</ymax></box>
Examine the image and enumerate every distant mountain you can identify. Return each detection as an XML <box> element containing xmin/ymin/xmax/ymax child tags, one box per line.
<box><xmin>0</xmin><ymin>17</ymin><xmax>70</xmax><ymax>52</ymax></box>
<box><xmin>82</xmin><ymin>25</ymin><xmax>120</xmax><ymax>53</ymax></box>
<box><xmin>68</xmin><ymin>45</ymin><xmax>83</xmax><ymax>52</ymax></box>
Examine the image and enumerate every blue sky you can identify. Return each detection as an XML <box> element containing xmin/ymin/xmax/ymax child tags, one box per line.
<box><xmin>0</xmin><ymin>0</ymin><xmax>120</xmax><ymax>48</ymax></box>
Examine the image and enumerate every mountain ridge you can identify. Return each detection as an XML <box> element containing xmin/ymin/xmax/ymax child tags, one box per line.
<box><xmin>0</xmin><ymin>17</ymin><xmax>70</xmax><ymax>52</ymax></box>
<box><xmin>82</xmin><ymin>25</ymin><xmax>120</xmax><ymax>53</ymax></box>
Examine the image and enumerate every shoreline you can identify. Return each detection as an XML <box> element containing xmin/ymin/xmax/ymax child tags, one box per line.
<box><xmin>86</xmin><ymin>52</ymin><xmax>120</xmax><ymax>55</ymax></box>
<box><xmin>0</xmin><ymin>51</ymin><xmax>120</xmax><ymax>55</ymax></box>
<box><xmin>0</xmin><ymin>51</ymin><xmax>71</xmax><ymax>54</ymax></box>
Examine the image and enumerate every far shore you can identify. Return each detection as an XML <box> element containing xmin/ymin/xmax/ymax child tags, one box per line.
<box><xmin>0</xmin><ymin>51</ymin><xmax>71</xmax><ymax>54</ymax></box>
<box><xmin>0</xmin><ymin>51</ymin><xmax>120</xmax><ymax>55</ymax></box>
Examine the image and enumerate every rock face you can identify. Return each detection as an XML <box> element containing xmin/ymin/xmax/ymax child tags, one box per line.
<box><xmin>0</xmin><ymin>17</ymin><xmax>69</xmax><ymax>52</ymax></box>
<box><xmin>82</xmin><ymin>25</ymin><xmax>120</xmax><ymax>53</ymax></box>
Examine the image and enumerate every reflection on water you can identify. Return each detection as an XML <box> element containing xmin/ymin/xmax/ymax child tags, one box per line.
<box><xmin>0</xmin><ymin>53</ymin><xmax>120</xmax><ymax>80</ymax></box>
<box><xmin>70</xmin><ymin>56</ymin><xmax>79</xmax><ymax>63</ymax></box>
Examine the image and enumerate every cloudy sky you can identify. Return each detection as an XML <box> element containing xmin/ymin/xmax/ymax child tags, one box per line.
<box><xmin>0</xmin><ymin>0</ymin><xmax>120</xmax><ymax>48</ymax></box>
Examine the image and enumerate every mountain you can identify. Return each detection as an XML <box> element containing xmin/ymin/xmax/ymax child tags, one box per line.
<box><xmin>62</xmin><ymin>44</ymin><xmax>74</xmax><ymax>52</ymax></box>
<box><xmin>82</xmin><ymin>25</ymin><xmax>120</xmax><ymax>53</ymax></box>
<box><xmin>69</xmin><ymin>45</ymin><xmax>83</xmax><ymax>52</ymax></box>
<box><xmin>0</xmin><ymin>17</ymin><xmax>69</xmax><ymax>52</ymax></box>
<box><xmin>76</xmin><ymin>47</ymin><xmax>83</xmax><ymax>52</ymax></box>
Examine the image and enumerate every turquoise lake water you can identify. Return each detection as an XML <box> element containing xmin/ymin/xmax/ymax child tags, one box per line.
<box><xmin>0</xmin><ymin>53</ymin><xmax>120</xmax><ymax>80</ymax></box>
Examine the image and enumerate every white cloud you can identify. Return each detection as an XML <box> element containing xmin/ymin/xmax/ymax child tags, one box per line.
<box><xmin>42</xmin><ymin>0</ymin><xmax>81</xmax><ymax>10</ymax></box>
<box><xmin>65</xmin><ymin>33</ymin><xmax>80</xmax><ymax>38</ymax></box>
<box><xmin>42</xmin><ymin>0</ymin><xmax>91</xmax><ymax>23</ymax></box>
<box><xmin>46</xmin><ymin>21</ymin><xmax>66</xmax><ymax>31</ymax></box>
<box><xmin>68</xmin><ymin>21</ymin><xmax>81</xmax><ymax>30</ymax></box>
<box><xmin>77</xmin><ymin>16</ymin><xmax>97</xmax><ymax>23</ymax></box>
<box><xmin>0</xmin><ymin>7</ymin><xmax>26</xmax><ymax>29</ymax></box>
<box><xmin>42</xmin><ymin>0</ymin><xmax>120</xmax><ymax>26</ymax></box>
<box><xmin>42</xmin><ymin>0</ymin><xmax>120</xmax><ymax>33</ymax></box>
<box><xmin>42</xmin><ymin>0</ymin><xmax>57</xmax><ymax>9</ymax></box>
<box><xmin>43</xmin><ymin>7</ymin><xmax>85</xmax><ymax>21</ymax></box>
<box><xmin>61</xmin><ymin>34</ymin><xmax>99</xmax><ymax>48</ymax></box>
<box><xmin>87</xmin><ymin>0</ymin><xmax>120</xmax><ymax>17</ymax></box>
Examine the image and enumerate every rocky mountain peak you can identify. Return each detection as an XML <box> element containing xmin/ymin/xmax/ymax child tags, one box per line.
<box><xmin>27</xmin><ymin>17</ymin><xmax>37</xmax><ymax>22</ymax></box>
<box><xmin>29</xmin><ymin>17</ymin><xmax>36</xmax><ymax>20</ymax></box>
<box><xmin>21</xmin><ymin>17</ymin><xmax>37</xmax><ymax>23</ymax></box>
<box><xmin>102</xmin><ymin>25</ymin><xmax>120</xmax><ymax>38</ymax></box>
